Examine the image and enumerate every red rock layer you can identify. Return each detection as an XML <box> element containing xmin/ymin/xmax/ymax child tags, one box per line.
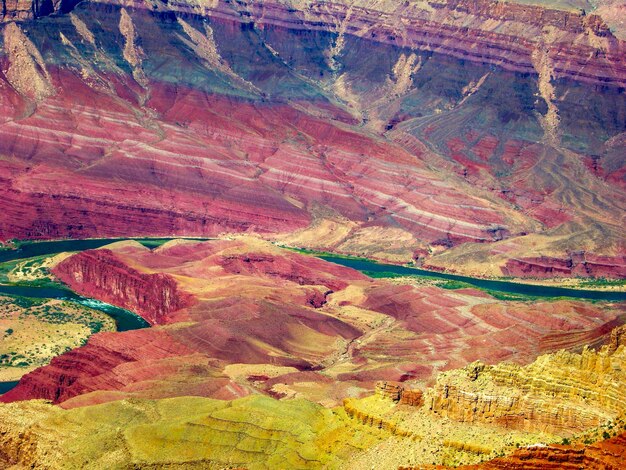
<box><xmin>0</xmin><ymin>74</ymin><xmax>312</xmax><ymax>240</ymax></box>
<box><xmin>218</xmin><ymin>252</ymin><xmax>351</xmax><ymax>292</ymax></box>
<box><xmin>52</xmin><ymin>249</ymin><xmax>194</xmax><ymax>325</ymax></box>
<box><xmin>0</xmin><ymin>67</ymin><xmax>512</xmax><ymax>245</ymax></box>
<box><xmin>0</xmin><ymin>327</ymin><xmax>230</xmax><ymax>403</ymax></box>
<box><xmin>337</xmin><ymin>283</ymin><xmax>625</xmax><ymax>386</ymax></box>
<box><xmin>406</xmin><ymin>432</ymin><xmax>626</xmax><ymax>469</ymax></box>
<box><xmin>502</xmin><ymin>253</ymin><xmax>626</xmax><ymax>278</ymax></box>
<box><xmin>0</xmin><ymin>241</ymin><xmax>365</xmax><ymax>405</ymax></box>
<box><xmin>1</xmin><ymin>240</ymin><xmax>623</xmax><ymax>407</ymax></box>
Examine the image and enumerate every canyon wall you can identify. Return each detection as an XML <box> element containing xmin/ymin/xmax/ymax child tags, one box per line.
<box><xmin>90</xmin><ymin>0</ymin><xmax>626</xmax><ymax>87</ymax></box>
<box><xmin>0</xmin><ymin>0</ymin><xmax>624</xmax><ymax>276</ymax></box>
<box><xmin>503</xmin><ymin>253</ymin><xmax>626</xmax><ymax>278</ymax></box>
<box><xmin>52</xmin><ymin>249</ymin><xmax>194</xmax><ymax>325</ymax></box>
<box><xmin>427</xmin><ymin>329</ymin><xmax>626</xmax><ymax>435</ymax></box>
<box><xmin>0</xmin><ymin>0</ymin><xmax>79</xmax><ymax>21</ymax></box>
<box><xmin>3</xmin><ymin>0</ymin><xmax>624</xmax><ymax>88</ymax></box>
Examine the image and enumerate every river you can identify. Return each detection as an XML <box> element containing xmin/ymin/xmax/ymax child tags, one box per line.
<box><xmin>318</xmin><ymin>255</ymin><xmax>626</xmax><ymax>302</ymax></box>
<box><xmin>0</xmin><ymin>237</ymin><xmax>176</xmax><ymax>263</ymax></box>
<box><xmin>2</xmin><ymin>238</ymin><xmax>624</xmax><ymax>302</ymax></box>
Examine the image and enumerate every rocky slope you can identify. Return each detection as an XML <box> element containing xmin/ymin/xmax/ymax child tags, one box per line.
<box><xmin>0</xmin><ymin>0</ymin><xmax>623</xmax><ymax>277</ymax></box>
<box><xmin>0</xmin><ymin>395</ymin><xmax>392</xmax><ymax>469</ymax></box>
<box><xmin>1</xmin><ymin>239</ymin><xmax>623</xmax><ymax>409</ymax></box>
<box><xmin>409</xmin><ymin>432</ymin><xmax>626</xmax><ymax>469</ymax></box>
<box><xmin>1</xmin><ymin>318</ymin><xmax>624</xmax><ymax>468</ymax></box>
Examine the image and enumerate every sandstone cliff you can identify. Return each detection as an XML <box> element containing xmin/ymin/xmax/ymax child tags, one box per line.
<box><xmin>52</xmin><ymin>249</ymin><xmax>194</xmax><ymax>325</ymax></box>
<box><xmin>426</xmin><ymin>327</ymin><xmax>626</xmax><ymax>435</ymax></box>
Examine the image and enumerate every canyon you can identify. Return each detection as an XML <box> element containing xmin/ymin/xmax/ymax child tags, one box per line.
<box><xmin>0</xmin><ymin>0</ymin><xmax>623</xmax><ymax>278</ymax></box>
<box><xmin>0</xmin><ymin>0</ymin><xmax>624</xmax><ymax>467</ymax></box>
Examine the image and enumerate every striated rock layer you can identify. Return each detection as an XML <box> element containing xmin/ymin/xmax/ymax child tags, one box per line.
<box><xmin>502</xmin><ymin>253</ymin><xmax>626</xmax><ymax>278</ymax></box>
<box><xmin>426</xmin><ymin>328</ymin><xmax>626</xmax><ymax>436</ymax></box>
<box><xmin>147</xmin><ymin>0</ymin><xmax>626</xmax><ymax>87</ymax></box>
<box><xmin>0</xmin><ymin>1</ymin><xmax>623</xmax><ymax>275</ymax></box>
<box><xmin>409</xmin><ymin>432</ymin><xmax>626</xmax><ymax>469</ymax></box>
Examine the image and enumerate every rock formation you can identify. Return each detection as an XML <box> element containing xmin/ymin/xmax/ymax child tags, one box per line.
<box><xmin>376</xmin><ymin>380</ymin><xmax>424</xmax><ymax>406</ymax></box>
<box><xmin>152</xmin><ymin>0</ymin><xmax>626</xmax><ymax>87</ymax></box>
<box><xmin>1</xmin><ymin>239</ymin><xmax>623</xmax><ymax>410</ymax></box>
<box><xmin>0</xmin><ymin>240</ymin><xmax>368</xmax><ymax>405</ymax></box>
<box><xmin>0</xmin><ymin>1</ymin><xmax>623</xmax><ymax>276</ymax></box>
<box><xmin>503</xmin><ymin>253</ymin><xmax>626</xmax><ymax>278</ymax></box>
<box><xmin>409</xmin><ymin>432</ymin><xmax>626</xmax><ymax>469</ymax></box>
<box><xmin>0</xmin><ymin>240</ymin><xmax>623</xmax><ymax>467</ymax></box>
<box><xmin>1</xmin><ymin>0</ymin><xmax>81</xmax><ymax>21</ymax></box>
<box><xmin>426</xmin><ymin>328</ymin><xmax>626</xmax><ymax>435</ymax></box>
<box><xmin>53</xmin><ymin>249</ymin><xmax>194</xmax><ymax>325</ymax></box>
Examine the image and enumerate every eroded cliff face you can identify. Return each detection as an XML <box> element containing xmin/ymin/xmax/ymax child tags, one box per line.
<box><xmin>164</xmin><ymin>0</ymin><xmax>625</xmax><ymax>87</ymax></box>
<box><xmin>52</xmin><ymin>249</ymin><xmax>194</xmax><ymax>325</ymax></box>
<box><xmin>426</xmin><ymin>329</ymin><xmax>626</xmax><ymax>436</ymax></box>
<box><xmin>4</xmin><ymin>0</ymin><xmax>623</xmax><ymax>88</ymax></box>
<box><xmin>502</xmin><ymin>253</ymin><xmax>626</xmax><ymax>278</ymax></box>
<box><xmin>375</xmin><ymin>380</ymin><xmax>424</xmax><ymax>406</ymax></box>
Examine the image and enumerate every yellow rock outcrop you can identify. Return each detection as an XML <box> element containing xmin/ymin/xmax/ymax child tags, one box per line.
<box><xmin>0</xmin><ymin>395</ymin><xmax>386</xmax><ymax>469</ymax></box>
<box><xmin>426</xmin><ymin>331</ymin><xmax>626</xmax><ymax>436</ymax></box>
